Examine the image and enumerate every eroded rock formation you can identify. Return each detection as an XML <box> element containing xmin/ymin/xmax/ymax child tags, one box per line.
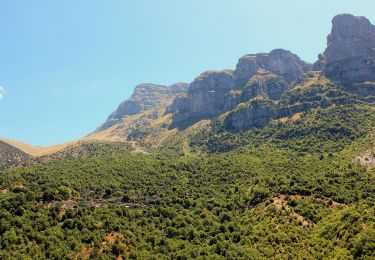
<box><xmin>170</xmin><ymin>49</ymin><xmax>311</xmax><ymax>126</ymax></box>
<box><xmin>323</xmin><ymin>14</ymin><xmax>375</xmax><ymax>84</ymax></box>
<box><xmin>97</xmin><ymin>83</ymin><xmax>189</xmax><ymax>131</ymax></box>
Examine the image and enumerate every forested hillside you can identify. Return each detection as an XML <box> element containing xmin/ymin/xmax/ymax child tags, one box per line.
<box><xmin>0</xmin><ymin>13</ymin><xmax>375</xmax><ymax>259</ymax></box>
<box><xmin>0</xmin><ymin>123</ymin><xmax>374</xmax><ymax>258</ymax></box>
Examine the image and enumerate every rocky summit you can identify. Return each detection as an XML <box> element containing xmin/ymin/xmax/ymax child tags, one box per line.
<box><xmin>322</xmin><ymin>14</ymin><xmax>375</xmax><ymax>84</ymax></box>
<box><xmin>169</xmin><ymin>49</ymin><xmax>311</xmax><ymax>126</ymax></box>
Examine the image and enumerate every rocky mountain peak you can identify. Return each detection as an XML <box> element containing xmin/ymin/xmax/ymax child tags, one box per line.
<box><xmin>235</xmin><ymin>49</ymin><xmax>311</xmax><ymax>85</ymax></box>
<box><xmin>323</xmin><ymin>14</ymin><xmax>375</xmax><ymax>83</ymax></box>
<box><xmin>330</xmin><ymin>14</ymin><xmax>374</xmax><ymax>45</ymax></box>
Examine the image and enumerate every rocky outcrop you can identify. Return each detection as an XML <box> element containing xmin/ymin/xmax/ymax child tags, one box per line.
<box><xmin>175</xmin><ymin>70</ymin><xmax>235</xmax><ymax>118</ymax></box>
<box><xmin>234</xmin><ymin>55</ymin><xmax>258</xmax><ymax>86</ymax></box>
<box><xmin>254</xmin><ymin>49</ymin><xmax>312</xmax><ymax>82</ymax></box>
<box><xmin>170</xmin><ymin>49</ymin><xmax>310</xmax><ymax>126</ymax></box>
<box><xmin>323</xmin><ymin>14</ymin><xmax>375</xmax><ymax>84</ymax></box>
<box><xmin>224</xmin><ymin>72</ymin><xmax>289</xmax><ymax>111</ymax></box>
<box><xmin>235</xmin><ymin>49</ymin><xmax>311</xmax><ymax>85</ymax></box>
<box><xmin>93</xmin><ymin>13</ymin><xmax>375</xmax><ymax>136</ymax></box>
<box><xmin>243</xmin><ymin>73</ymin><xmax>289</xmax><ymax>101</ymax></box>
<box><xmin>96</xmin><ymin>83</ymin><xmax>189</xmax><ymax>131</ymax></box>
<box><xmin>224</xmin><ymin>98</ymin><xmax>276</xmax><ymax>131</ymax></box>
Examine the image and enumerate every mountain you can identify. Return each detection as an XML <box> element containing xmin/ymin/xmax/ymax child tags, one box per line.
<box><xmin>3</xmin><ymin>13</ymin><xmax>374</xmax><ymax>163</ymax></box>
<box><xmin>90</xmin><ymin>14</ymin><xmax>374</xmax><ymax>151</ymax></box>
<box><xmin>0</xmin><ymin>14</ymin><xmax>375</xmax><ymax>259</ymax></box>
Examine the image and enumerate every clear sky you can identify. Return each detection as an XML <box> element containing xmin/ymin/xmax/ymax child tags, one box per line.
<box><xmin>1</xmin><ymin>0</ymin><xmax>374</xmax><ymax>146</ymax></box>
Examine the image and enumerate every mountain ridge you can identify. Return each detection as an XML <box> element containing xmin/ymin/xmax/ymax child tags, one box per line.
<box><xmin>1</xmin><ymin>13</ymin><xmax>375</xmax><ymax>259</ymax></box>
<box><xmin>87</xmin><ymin>14</ymin><xmax>374</xmax><ymax>148</ymax></box>
<box><xmin>1</xmin><ymin>13</ymin><xmax>375</xmax><ymax>160</ymax></box>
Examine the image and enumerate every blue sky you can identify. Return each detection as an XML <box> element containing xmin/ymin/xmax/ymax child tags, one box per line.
<box><xmin>1</xmin><ymin>0</ymin><xmax>374</xmax><ymax>146</ymax></box>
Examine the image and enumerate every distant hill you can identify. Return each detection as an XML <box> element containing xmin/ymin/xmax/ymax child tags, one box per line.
<box><xmin>0</xmin><ymin>138</ymin><xmax>79</xmax><ymax>157</ymax></box>
<box><xmin>0</xmin><ymin>140</ymin><xmax>31</xmax><ymax>166</ymax></box>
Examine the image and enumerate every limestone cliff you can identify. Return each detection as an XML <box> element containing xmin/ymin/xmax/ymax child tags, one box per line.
<box><xmin>96</xmin><ymin>83</ymin><xmax>189</xmax><ymax>132</ymax></box>
<box><xmin>224</xmin><ymin>97</ymin><xmax>276</xmax><ymax>130</ymax></box>
<box><xmin>170</xmin><ymin>49</ymin><xmax>311</xmax><ymax>126</ymax></box>
<box><xmin>322</xmin><ymin>14</ymin><xmax>375</xmax><ymax>84</ymax></box>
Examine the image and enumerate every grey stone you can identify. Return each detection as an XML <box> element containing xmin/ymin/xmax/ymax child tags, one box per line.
<box><xmin>323</xmin><ymin>14</ymin><xmax>375</xmax><ymax>84</ymax></box>
<box><xmin>224</xmin><ymin>98</ymin><xmax>276</xmax><ymax>131</ymax></box>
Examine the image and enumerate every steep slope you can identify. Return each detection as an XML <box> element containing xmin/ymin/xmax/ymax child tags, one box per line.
<box><xmin>0</xmin><ymin>140</ymin><xmax>31</xmax><ymax>166</ymax></box>
<box><xmin>321</xmin><ymin>14</ymin><xmax>375</xmax><ymax>85</ymax></box>
<box><xmin>168</xmin><ymin>49</ymin><xmax>311</xmax><ymax>127</ymax></box>
<box><xmin>96</xmin><ymin>83</ymin><xmax>189</xmax><ymax>132</ymax></box>
<box><xmin>90</xmin><ymin>49</ymin><xmax>312</xmax><ymax>147</ymax></box>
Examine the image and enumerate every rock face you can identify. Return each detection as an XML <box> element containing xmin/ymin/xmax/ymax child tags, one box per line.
<box><xmin>170</xmin><ymin>49</ymin><xmax>310</xmax><ymax>126</ymax></box>
<box><xmin>244</xmin><ymin>73</ymin><xmax>289</xmax><ymax>101</ymax></box>
<box><xmin>224</xmin><ymin>98</ymin><xmax>276</xmax><ymax>130</ymax></box>
<box><xmin>323</xmin><ymin>14</ymin><xmax>375</xmax><ymax>84</ymax></box>
<box><xmin>255</xmin><ymin>49</ymin><xmax>311</xmax><ymax>82</ymax></box>
<box><xmin>223</xmin><ymin>72</ymin><xmax>289</xmax><ymax>111</ymax></box>
<box><xmin>235</xmin><ymin>49</ymin><xmax>311</xmax><ymax>84</ymax></box>
<box><xmin>96</xmin><ymin>83</ymin><xmax>189</xmax><ymax>131</ymax></box>
<box><xmin>169</xmin><ymin>70</ymin><xmax>235</xmax><ymax>122</ymax></box>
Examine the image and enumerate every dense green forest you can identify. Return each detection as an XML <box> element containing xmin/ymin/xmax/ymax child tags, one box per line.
<box><xmin>0</xmin><ymin>103</ymin><xmax>374</xmax><ymax>259</ymax></box>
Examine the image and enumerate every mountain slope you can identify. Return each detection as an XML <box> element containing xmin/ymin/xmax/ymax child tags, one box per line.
<box><xmin>96</xmin><ymin>83</ymin><xmax>189</xmax><ymax>132</ymax></box>
<box><xmin>0</xmin><ymin>13</ymin><xmax>375</xmax><ymax>259</ymax></box>
<box><xmin>0</xmin><ymin>125</ymin><xmax>374</xmax><ymax>259</ymax></box>
<box><xmin>0</xmin><ymin>140</ymin><xmax>32</xmax><ymax>166</ymax></box>
<box><xmin>0</xmin><ymin>138</ymin><xmax>79</xmax><ymax>157</ymax></box>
